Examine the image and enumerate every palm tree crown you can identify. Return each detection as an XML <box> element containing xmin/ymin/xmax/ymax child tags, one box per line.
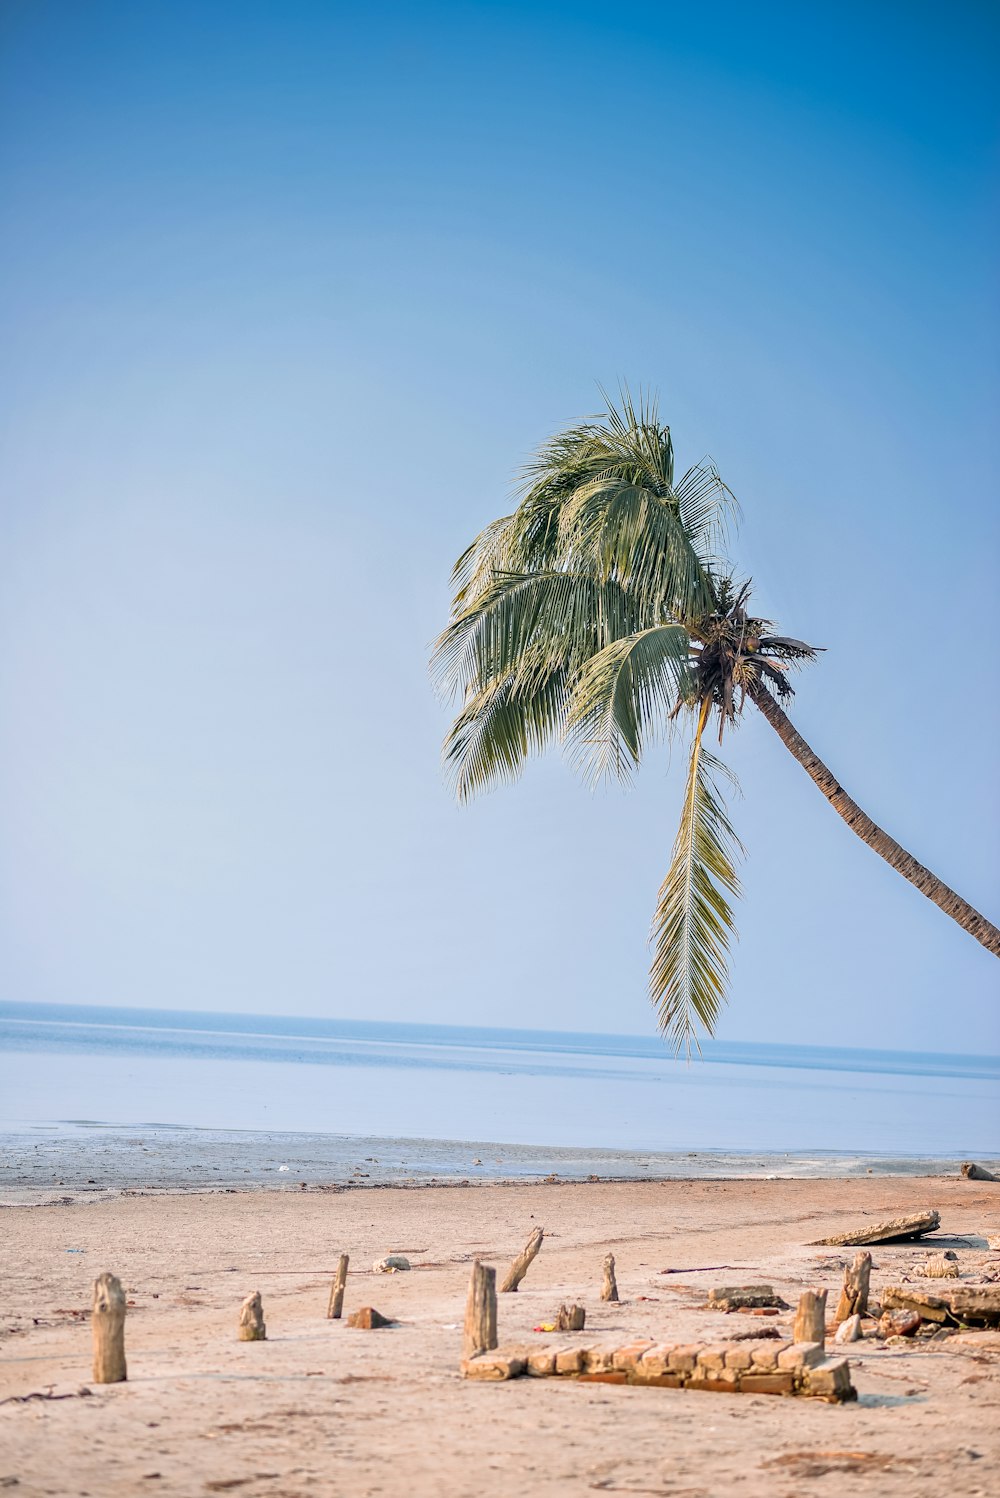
<box><xmin>433</xmin><ymin>391</ymin><xmax>999</xmax><ymax>1053</ymax></box>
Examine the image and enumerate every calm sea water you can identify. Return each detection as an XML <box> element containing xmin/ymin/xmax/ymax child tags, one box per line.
<box><xmin>1</xmin><ymin>1002</ymin><xmax>997</xmax><ymax>1176</ymax></box>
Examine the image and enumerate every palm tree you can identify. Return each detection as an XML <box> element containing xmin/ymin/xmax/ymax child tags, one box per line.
<box><xmin>432</xmin><ymin>392</ymin><xmax>1000</xmax><ymax>1052</ymax></box>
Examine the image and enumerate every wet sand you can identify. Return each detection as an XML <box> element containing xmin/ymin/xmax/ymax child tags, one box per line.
<box><xmin>2</xmin><ymin>1175</ymin><xmax>999</xmax><ymax>1497</ymax></box>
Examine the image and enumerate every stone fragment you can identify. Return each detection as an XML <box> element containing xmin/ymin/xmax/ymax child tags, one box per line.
<box><xmin>526</xmin><ymin>1346</ymin><xmax>557</xmax><ymax>1376</ymax></box>
<box><xmin>707</xmin><ymin>1284</ymin><xmax>787</xmax><ymax>1312</ymax></box>
<box><xmin>834</xmin><ymin>1314</ymin><xmax>863</xmax><ymax>1344</ymax></box>
<box><xmin>695</xmin><ymin>1345</ymin><xmax>730</xmax><ymax>1372</ymax></box>
<box><xmin>803</xmin><ymin>1356</ymin><xmax>854</xmax><ymax>1400</ymax></box>
<box><xmin>346</xmin><ymin>1306</ymin><xmax>393</xmax><ymax>1329</ymax></box>
<box><xmin>814</xmin><ymin>1209</ymin><xmax>940</xmax><ymax>1246</ymax></box>
<box><xmin>777</xmin><ymin>1342</ymin><xmax>825</xmax><ymax>1371</ymax></box>
<box><xmin>922</xmin><ymin>1253</ymin><xmax>958</xmax><ymax>1279</ymax></box>
<box><xmin>461</xmin><ymin>1352</ymin><xmax>525</xmax><ymax>1380</ymax></box>
<box><xmin>373</xmin><ymin>1255</ymin><xmax>411</xmax><ymax>1273</ymax></box>
<box><xmin>878</xmin><ymin>1309</ymin><xmax>920</xmax><ymax>1338</ymax></box>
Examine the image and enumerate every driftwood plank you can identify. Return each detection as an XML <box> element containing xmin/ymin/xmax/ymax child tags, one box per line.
<box><xmin>92</xmin><ymin>1273</ymin><xmax>127</xmax><ymax>1384</ymax></box>
<box><xmin>500</xmin><ymin>1227</ymin><xmax>543</xmax><ymax>1292</ymax></box>
<box><xmin>814</xmin><ymin>1209</ymin><xmax>940</xmax><ymax>1246</ymax></box>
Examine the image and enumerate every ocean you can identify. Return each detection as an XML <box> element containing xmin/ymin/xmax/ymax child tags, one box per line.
<box><xmin>0</xmin><ymin>1001</ymin><xmax>996</xmax><ymax>1191</ymax></box>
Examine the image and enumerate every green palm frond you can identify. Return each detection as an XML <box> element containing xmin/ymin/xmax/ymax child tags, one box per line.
<box><xmin>649</xmin><ymin>701</ymin><xmax>744</xmax><ymax>1055</ymax></box>
<box><xmin>564</xmin><ymin>624</ymin><xmax>693</xmax><ymax>787</ymax></box>
<box><xmin>674</xmin><ymin>459</ymin><xmax>740</xmax><ymax>550</ymax></box>
<box><xmin>432</xmin><ymin>569</ymin><xmax>649</xmax><ymax>702</ymax></box>
<box><xmin>442</xmin><ymin>670</ymin><xmax>568</xmax><ymax>802</ymax></box>
<box><xmin>556</xmin><ymin>476</ymin><xmax>716</xmax><ymax>618</ymax></box>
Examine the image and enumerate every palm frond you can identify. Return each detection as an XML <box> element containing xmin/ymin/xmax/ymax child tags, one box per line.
<box><xmin>564</xmin><ymin>625</ymin><xmax>693</xmax><ymax>787</ymax></box>
<box><xmin>432</xmin><ymin>568</ymin><xmax>649</xmax><ymax>702</ymax></box>
<box><xmin>442</xmin><ymin>670</ymin><xmax>568</xmax><ymax>802</ymax></box>
<box><xmin>649</xmin><ymin>702</ymin><xmax>743</xmax><ymax>1055</ymax></box>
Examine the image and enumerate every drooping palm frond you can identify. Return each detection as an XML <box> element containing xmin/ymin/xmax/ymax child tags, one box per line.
<box><xmin>442</xmin><ymin>669</ymin><xmax>569</xmax><ymax>802</ymax></box>
<box><xmin>564</xmin><ymin>624</ymin><xmax>694</xmax><ymax>787</ymax></box>
<box><xmin>431</xmin><ymin>569</ymin><xmax>650</xmax><ymax>702</ymax></box>
<box><xmin>649</xmin><ymin>700</ymin><xmax>744</xmax><ymax>1055</ymax></box>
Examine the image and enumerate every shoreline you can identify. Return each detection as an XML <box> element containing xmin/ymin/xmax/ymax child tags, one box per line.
<box><xmin>2</xmin><ymin>1119</ymin><xmax>996</xmax><ymax>1204</ymax></box>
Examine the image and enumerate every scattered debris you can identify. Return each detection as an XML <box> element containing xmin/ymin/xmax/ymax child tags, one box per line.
<box><xmin>707</xmin><ymin>1285</ymin><xmax>788</xmax><ymax>1313</ymax></box>
<box><xmin>814</xmin><ymin>1209</ymin><xmax>940</xmax><ymax>1246</ymax></box>
<box><xmin>601</xmin><ymin>1253</ymin><xmax>619</xmax><ymax>1303</ymax></box>
<box><xmin>556</xmin><ymin>1304</ymin><xmax>586</xmax><ymax>1332</ymax></box>
<box><xmin>373</xmin><ymin>1255</ymin><xmax>410</xmax><ymax>1273</ymax></box>
<box><xmin>961</xmin><ymin>1163</ymin><xmax>998</xmax><ymax>1182</ymax></box>
<box><xmin>878</xmin><ymin>1309</ymin><xmax>921</xmax><ymax>1338</ymax></box>
<box><xmin>882</xmin><ymin>1284</ymin><xmax>1000</xmax><ymax>1327</ymax></box>
<box><xmin>921</xmin><ymin>1253</ymin><xmax>959</xmax><ymax>1279</ymax></box>
<box><xmin>347</xmin><ymin>1306</ymin><xmax>393</xmax><ymax>1329</ymax></box>
<box><xmin>835</xmin><ymin>1314</ymin><xmax>863</xmax><ymax>1344</ymax></box>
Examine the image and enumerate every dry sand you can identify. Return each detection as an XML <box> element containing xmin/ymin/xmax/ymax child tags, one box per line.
<box><xmin>2</xmin><ymin>1175</ymin><xmax>999</xmax><ymax>1497</ymax></box>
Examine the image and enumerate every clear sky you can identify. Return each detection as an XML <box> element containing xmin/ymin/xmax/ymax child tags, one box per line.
<box><xmin>1</xmin><ymin>0</ymin><xmax>998</xmax><ymax>1052</ymax></box>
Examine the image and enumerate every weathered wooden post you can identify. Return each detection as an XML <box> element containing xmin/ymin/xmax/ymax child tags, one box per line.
<box><xmin>463</xmin><ymin>1260</ymin><xmax>497</xmax><ymax>1359</ymax></box>
<box><xmin>92</xmin><ymin>1272</ymin><xmax>127</xmax><ymax>1383</ymax></box>
<box><xmin>834</xmin><ymin>1251</ymin><xmax>871</xmax><ymax>1322</ymax></box>
<box><xmin>500</xmin><ymin>1227</ymin><xmax>543</xmax><ymax>1292</ymax></box>
<box><xmin>794</xmin><ymin>1288</ymin><xmax>827</xmax><ymax>1348</ymax></box>
<box><xmin>601</xmin><ymin>1252</ymin><xmax>619</xmax><ymax>1302</ymax></box>
<box><xmin>327</xmin><ymin>1254</ymin><xmax>349</xmax><ymax>1319</ymax></box>
<box><xmin>238</xmin><ymin>1290</ymin><xmax>266</xmax><ymax>1341</ymax></box>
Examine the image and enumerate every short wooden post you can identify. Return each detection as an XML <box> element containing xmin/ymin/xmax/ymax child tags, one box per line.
<box><xmin>556</xmin><ymin>1303</ymin><xmax>585</xmax><ymax>1331</ymax></box>
<box><xmin>463</xmin><ymin>1260</ymin><xmax>497</xmax><ymax>1358</ymax></box>
<box><xmin>238</xmin><ymin>1290</ymin><xmax>266</xmax><ymax>1341</ymax></box>
<box><xmin>834</xmin><ymin>1251</ymin><xmax>871</xmax><ymax>1322</ymax></box>
<box><xmin>601</xmin><ymin>1252</ymin><xmax>619</xmax><ymax>1302</ymax></box>
<box><xmin>327</xmin><ymin>1254</ymin><xmax>349</xmax><ymax>1319</ymax></box>
<box><xmin>793</xmin><ymin>1288</ymin><xmax>827</xmax><ymax>1348</ymax></box>
<box><xmin>92</xmin><ymin>1272</ymin><xmax>127</xmax><ymax>1384</ymax></box>
<box><xmin>500</xmin><ymin>1227</ymin><xmax>543</xmax><ymax>1292</ymax></box>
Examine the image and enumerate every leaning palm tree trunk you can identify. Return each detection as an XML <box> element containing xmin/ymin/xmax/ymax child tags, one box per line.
<box><xmin>749</xmin><ymin>683</ymin><xmax>1000</xmax><ymax>956</ymax></box>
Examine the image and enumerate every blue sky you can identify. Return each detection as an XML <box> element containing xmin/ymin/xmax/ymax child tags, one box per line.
<box><xmin>1</xmin><ymin>0</ymin><xmax>998</xmax><ymax>1051</ymax></box>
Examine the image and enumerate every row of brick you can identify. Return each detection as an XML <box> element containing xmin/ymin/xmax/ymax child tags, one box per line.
<box><xmin>461</xmin><ymin>1337</ymin><xmax>855</xmax><ymax>1402</ymax></box>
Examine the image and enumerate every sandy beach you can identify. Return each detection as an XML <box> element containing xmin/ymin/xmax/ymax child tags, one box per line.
<box><xmin>2</xmin><ymin>1174</ymin><xmax>999</xmax><ymax>1497</ymax></box>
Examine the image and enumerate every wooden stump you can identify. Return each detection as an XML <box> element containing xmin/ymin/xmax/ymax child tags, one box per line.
<box><xmin>601</xmin><ymin>1253</ymin><xmax>619</xmax><ymax>1303</ymax></box>
<box><xmin>238</xmin><ymin>1291</ymin><xmax>266</xmax><ymax>1341</ymax></box>
<box><xmin>793</xmin><ymin>1288</ymin><xmax>827</xmax><ymax>1348</ymax></box>
<box><xmin>556</xmin><ymin>1304</ymin><xmax>585</xmax><ymax>1332</ymax></box>
<box><xmin>92</xmin><ymin>1272</ymin><xmax>127</xmax><ymax>1384</ymax></box>
<box><xmin>500</xmin><ymin>1227</ymin><xmax>543</xmax><ymax>1292</ymax></box>
<box><xmin>834</xmin><ymin>1251</ymin><xmax>871</xmax><ymax>1322</ymax></box>
<box><xmin>327</xmin><ymin>1254</ymin><xmax>349</xmax><ymax>1319</ymax></box>
<box><xmin>463</xmin><ymin>1260</ymin><xmax>497</xmax><ymax>1359</ymax></box>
